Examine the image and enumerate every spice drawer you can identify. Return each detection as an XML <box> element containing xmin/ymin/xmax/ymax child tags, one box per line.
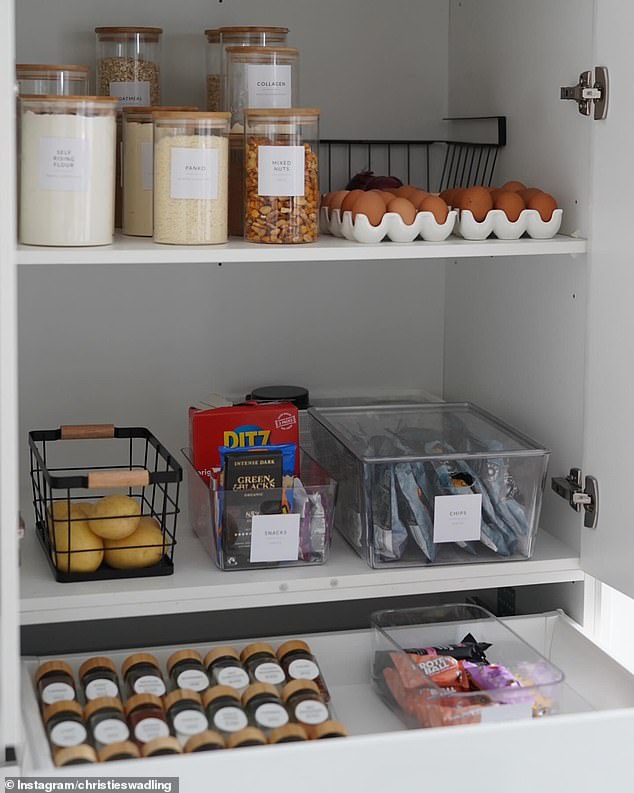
<box><xmin>19</xmin><ymin>613</ymin><xmax>634</xmax><ymax>791</ymax></box>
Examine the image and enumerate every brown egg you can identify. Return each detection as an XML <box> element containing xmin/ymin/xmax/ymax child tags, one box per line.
<box><xmin>519</xmin><ymin>188</ymin><xmax>542</xmax><ymax>204</ymax></box>
<box><xmin>320</xmin><ymin>193</ymin><xmax>332</xmax><ymax>209</ymax></box>
<box><xmin>386</xmin><ymin>197</ymin><xmax>417</xmax><ymax>225</ymax></box>
<box><xmin>370</xmin><ymin>189</ymin><xmax>395</xmax><ymax>207</ymax></box>
<box><xmin>459</xmin><ymin>186</ymin><xmax>493</xmax><ymax>221</ymax></box>
<box><xmin>340</xmin><ymin>190</ymin><xmax>365</xmax><ymax>214</ymax></box>
<box><xmin>494</xmin><ymin>191</ymin><xmax>526</xmax><ymax>223</ymax></box>
<box><xmin>407</xmin><ymin>189</ymin><xmax>430</xmax><ymax>207</ymax></box>
<box><xmin>329</xmin><ymin>191</ymin><xmax>349</xmax><ymax>211</ymax></box>
<box><xmin>501</xmin><ymin>180</ymin><xmax>527</xmax><ymax>193</ymax></box>
<box><xmin>490</xmin><ymin>188</ymin><xmax>505</xmax><ymax>203</ymax></box>
<box><xmin>352</xmin><ymin>191</ymin><xmax>387</xmax><ymax>227</ymax></box>
<box><xmin>395</xmin><ymin>185</ymin><xmax>419</xmax><ymax>200</ymax></box>
<box><xmin>528</xmin><ymin>192</ymin><xmax>558</xmax><ymax>222</ymax></box>
<box><xmin>418</xmin><ymin>196</ymin><xmax>449</xmax><ymax>224</ymax></box>
<box><xmin>439</xmin><ymin>188</ymin><xmax>457</xmax><ymax>204</ymax></box>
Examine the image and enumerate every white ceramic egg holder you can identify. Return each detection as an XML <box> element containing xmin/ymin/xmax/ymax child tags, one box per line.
<box><xmin>320</xmin><ymin>207</ymin><xmax>457</xmax><ymax>243</ymax></box>
<box><xmin>456</xmin><ymin>208</ymin><xmax>564</xmax><ymax>240</ymax></box>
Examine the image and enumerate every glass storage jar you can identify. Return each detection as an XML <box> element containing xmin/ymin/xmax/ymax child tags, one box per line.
<box><xmin>84</xmin><ymin>698</ymin><xmax>130</xmax><ymax>751</ymax></box>
<box><xmin>79</xmin><ymin>656</ymin><xmax>121</xmax><ymax>701</ymax></box>
<box><xmin>226</xmin><ymin>46</ymin><xmax>299</xmax><ymax>129</ymax></box>
<box><xmin>202</xmin><ymin>685</ymin><xmax>249</xmax><ymax>737</ymax></box>
<box><xmin>54</xmin><ymin>745</ymin><xmax>98</xmax><ymax>767</ymax></box>
<box><xmin>277</xmin><ymin>639</ymin><xmax>330</xmax><ymax>700</ymax></box>
<box><xmin>43</xmin><ymin>701</ymin><xmax>88</xmax><ymax>750</ymax></box>
<box><xmin>35</xmin><ymin>660</ymin><xmax>77</xmax><ymax>706</ymax></box>
<box><xmin>228</xmin><ymin>132</ymin><xmax>245</xmax><ymax>236</ymax></box>
<box><xmin>125</xmin><ymin>693</ymin><xmax>170</xmax><ymax>746</ymax></box>
<box><xmin>244</xmin><ymin>108</ymin><xmax>319</xmax><ymax>244</ymax></box>
<box><xmin>153</xmin><ymin>111</ymin><xmax>230</xmax><ymax>244</ymax></box>
<box><xmin>184</xmin><ymin>730</ymin><xmax>225</xmax><ymax>752</ymax></box>
<box><xmin>95</xmin><ymin>27</ymin><xmax>162</xmax><ymax>108</ymax></box>
<box><xmin>19</xmin><ymin>95</ymin><xmax>117</xmax><ymax>246</ymax></box>
<box><xmin>164</xmin><ymin>689</ymin><xmax>209</xmax><ymax>744</ymax></box>
<box><xmin>98</xmin><ymin>742</ymin><xmax>141</xmax><ymax>762</ymax></box>
<box><xmin>268</xmin><ymin>724</ymin><xmax>308</xmax><ymax>744</ymax></box>
<box><xmin>226</xmin><ymin>727</ymin><xmax>267</xmax><ymax>749</ymax></box>
<box><xmin>121</xmin><ymin>653</ymin><xmax>166</xmax><ymax>698</ymax></box>
<box><xmin>241</xmin><ymin>644</ymin><xmax>286</xmax><ymax>687</ymax></box>
<box><xmin>141</xmin><ymin>737</ymin><xmax>182</xmax><ymax>757</ymax></box>
<box><xmin>281</xmin><ymin>680</ymin><xmax>330</xmax><ymax>727</ymax></box>
<box><xmin>242</xmin><ymin>683</ymin><xmax>289</xmax><ymax>733</ymax></box>
<box><xmin>166</xmin><ymin>649</ymin><xmax>209</xmax><ymax>693</ymax></box>
<box><xmin>204</xmin><ymin>29</ymin><xmax>221</xmax><ymax>111</ymax></box>
<box><xmin>205</xmin><ymin>647</ymin><xmax>250</xmax><ymax>691</ymax></box>
<box><xmin>16</xmin><ymin>65</ymin><xmax>90</xmax><ymax>97</ymax></box>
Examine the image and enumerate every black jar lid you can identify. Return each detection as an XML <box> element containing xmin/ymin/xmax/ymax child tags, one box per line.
<box><xmin>245</xmin><ymin>385</ymin><xmax>309</xmax><ymax>410</ymax></box>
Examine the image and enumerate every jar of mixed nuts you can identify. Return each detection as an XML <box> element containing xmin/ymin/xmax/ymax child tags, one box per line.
<box><xmin>166</xmin><ymin>649</ymin><xmax>209</xmax><ymax>693</ymax></box>
<box><xmin>43</xmin><ymin>701</ymin><xmax>88</xmax><ymax>750</ymax></box>
<box><xmin>95</xmin><ymin>27</ymin><xmax>162</xmax><ymax>108</ymax></box>
<box><xmin>79</xmin><ymin>656</ymin><xmax>121</xmax><ymax>701</ymax></box>
<box><xmin>242</xmin><ymin>683</ymin><xmax>289</xmax><ymax>733</ymax></box>
<box><xmin>202</xmin><ymin>686</ymin><xmax>248</xmax><ymax>737</ymax></box>
<box><xmin>204</xmin><ymin>30</ymin><xmax>221</xmax><ymax>111</ymax></box>
<box><xmin>16</xmin><ymin>65</ymin><xmax>90</xmax><ymax>96</ymax></box>
<box><xmin>35</xmin><ymin>660</ymin><xmax>77</xmax><ymax>706</ymax></box>
<box><xmin>84</xmin><ymin>697</ymin><xmax>130</xmax><ymax>750</ymax></box>
<box><xmin>241</xmin><ymin>643</ymin><xmax>286</xmax><ymax>687</ymax></box>
<box><xmin>281</xmin><ymin>680</ymin><xmax>329</xmax><ymax>727</ymax></box>
<box><xmin>184</xmin><ymin>730</ymin><xmax>225</xmax><ymax>753</ymax></box>
<box><xmin>164</xmin><ymin>689</ymin><xmax>209</xmax><ymax>744</ymax></box>
<box><xmin>125</xmin><ymin>693</ymin><xmax>170</xmax><ymax>746</ymax></box>
<box><xmin>205</xmin><ymin>647</ymin><xmax>250</xmax><ymax>691</ymax></box>
<box><xmin>121</xmin><ymin>653</ymin><xmax>166</xmax><ymax>698</ymax></box>
<box><xmin>244</xmin><ymin>108</ymin><xmax>320</xmax><ymax>244</ymax></box>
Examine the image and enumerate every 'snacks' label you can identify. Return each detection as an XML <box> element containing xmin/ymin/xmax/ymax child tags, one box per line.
<box><xmin>246</xmin><ymin>64</ymin><xmax>292</xmax><ymax>108</ymax></box>
<box><xmin>170</xmin><ymin>147</ymin><xmax>219</xmax><ymax>200</ymax></box>
<box><xmin>258</xmin><ymin>145</ymin><xmax>305</xmax><ymax>197</ymax></box>
<box><xmin>39</xmin><ymin>137</ymin><xmax>88</xmax><ymax>193</ymax></box>
<box><xmin>110</xmin><ymin>80</ymin><xmax>151</xmax><ymax>108</ymax></box>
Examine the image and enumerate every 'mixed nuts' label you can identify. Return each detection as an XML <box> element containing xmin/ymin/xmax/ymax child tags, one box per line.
<box><xmin>257</xmin><ymin>145</ymin><xmax>305</xmax><ymax>197</ymax></box>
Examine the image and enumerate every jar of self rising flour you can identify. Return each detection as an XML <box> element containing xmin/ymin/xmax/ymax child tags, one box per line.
<box><xmin>19</xmin><ymin>95</ymin><xmax>117</xmax><ymax>246</ymax></box>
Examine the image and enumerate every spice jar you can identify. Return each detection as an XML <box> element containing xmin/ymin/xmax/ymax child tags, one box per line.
<box><xmin>244</xmin><ymin>109</ymin><xmax>319</xmax><ymax>244</ymax></box>
<box><xmin>277</xmin><ymin>640</ymin><xmax>330</xmax><ymax>700</ymax></box>
<box><xmin>205</xmin><ymin>647</ymin><xmax>250</xmax><ymax>691</ymax></box>
<box><xmin>19</xmin><ymin>96</ymin><xmax>117</xmax><ymax>247</ymax></box>
<box><xmin>281</xmin><ymin>680</ymin><xmax>329</xmax><ymax>727</ymax></box>
<box><xmin>54</xmin><ymin>745</ymin><xmax>98</xmax><ymax>767</ymax></box>
<box><xmin>164</xmin><ymin>689</ymin><xmax>209</xmax><ymax>744</ymax></box>
<box><xmin>43</xmin><ymin>701</ymin><xmax>88</xmax><ymax>749</ymax></box>
<box><xmin>84</xmin><ymin>697</ymin><xmax>130</xmax><ymax>750</ymax></box>
<box><xmin>308</xmin><ymin>720</ymin><xmax>349</xmax><ymax>739</ymax></box>
<box><xmin>95</xmin><ymin>27</ymin><xmax>162</xmax><ymax>108</ymax></box>
<box><xmin>268</xmin><ymin>724</ymin><xmax>308</xmax><ymax>744</ymax></box>
<box><xmin>141</xmin><ymin>737</ymin><xmax>182</xmax><ymax>757</ymax></box>
<box><xmin>205</xmin><ymin>30</ymin><xmax>221</xmax><ymax>112</ymax></box>
<box><xmin>16</xmin><ymin>65</ymin><xmax>90</xmax><ymax>97</ymax></box>
<box><xmin>242</xmin><ymin>684</ymin><xmax>289</xmax><ymax>733</ymax></box>
<box><xmin>98</xmin><ymin>741</ymin><xmax>141</xmax><ymax>762</ymax></box>
<box><xmin>218</xmin><ymin>27</ymin><xmax>289</xmax><ymax>107</ymax></box>
<box><xmin>226</xmin><ymin>47</ymin><xmax>299</xmax><ymax>130</ymax></box>
<box><xmin>35</xmin><ymin>660</ymin><xmax>77</xmax><ymax>706</ymax></box>
<box><xmin>184</xmin><ymin>730</ymin><xmax>225</xmax><ymax>753</ymax></box>
<box><xmin>153</xmin><ymin>111</ymin><xmax>230</xmax><ymax>244</ymax></box>
<box><xmin>203</xmin><ymin>686</ymin><xmax>248</xmax><ymax>737</ymax></box>
<box><xmin>242</xmin><ymin>643</ymin><xmax>286</xmax><ymax>687</ymax></box>
<box><xmin>125</xmin><ymin>693</ymin><xmax>170</xmax><ymax>746</ymax></box>
<box><xmin>79</xmin><ymin>656</ymin><xmax>121</xmax><ymax>701</ymax></box>
<box><xmin>226</xmin><ymin>727</ymin><xmax>267</xmax><ymax>749</ymax></box>
<box><xmin>166</xmin><ymin>649</ymin><xmax>210</xmax><ymax>693</ymax></box>
<box><xmin>121</xmin><ymin>653</ymin><xmax>166</xmax><ymax>698</ymax></box>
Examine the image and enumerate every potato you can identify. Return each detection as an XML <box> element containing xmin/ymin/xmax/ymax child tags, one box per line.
<box><xmin>48</xmin><ymin>502</ymin><xmax>86</xmax><ymax>540</ymax></box>
<box><xmin>103</xmin><ymin>516</ymin><xmax>169</xmax><ymax>570</ymax></box>
<box><xmin>52</xmin><ymin>513</ymin><xmax>104</xmax><ymax>573</ymax></box>
<box><xmin>89</xmin><ymin>495</ymin><xmax>141</xmax><ymax>540</ymax></box>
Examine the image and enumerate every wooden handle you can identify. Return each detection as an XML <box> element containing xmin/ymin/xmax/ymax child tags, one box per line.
<box><xmin>60</xmin><ymin>424</ymin><xmax>115</xmax><ymax>440</ymax></box>
<box><xmin>87</xmin><ymin>469</ymin><xmax>150</xmax><ymax>489</ymax></box>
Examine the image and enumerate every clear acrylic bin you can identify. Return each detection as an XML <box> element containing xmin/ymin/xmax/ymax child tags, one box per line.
<box><xmin>307</xmin><ymin>403</ymin><xmax>550</xmax><ymax>568</ymax></box>
<box><xmin>372</xmin><ymin>604</ymin><xmax>565</xmax><ymax>729</ymax></box>
<box><xmin>183</xmin><ymin>448</ymin><xmax>336</xmax><ymax>571</ymax></box>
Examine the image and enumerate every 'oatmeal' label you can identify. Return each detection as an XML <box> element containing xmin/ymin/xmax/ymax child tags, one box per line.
<box><xmin>110</xmin><ymin>80</ymin><xmax>150</xmax><ymax>108</ymax></box>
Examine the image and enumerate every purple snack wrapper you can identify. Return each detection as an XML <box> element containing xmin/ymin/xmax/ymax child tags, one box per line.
<box><xmin>464</xmin><ymin>662</ymin><xmax>535</xmax><ymax>706</ymax></box>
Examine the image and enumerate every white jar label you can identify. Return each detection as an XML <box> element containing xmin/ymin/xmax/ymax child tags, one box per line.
<box><xmin>246</xmin><ymin>64</ymin><xmax>292</xmax><ymax>109</ymax></box>
<box><xmin>288</xmin><ymin>659</ymin><xmax>320</xmax><ymax>681</ymax></box>
<box><xmin>254</xmin><ymin>702</ymin><xmax>289</xmax><ymax>729</ymax></box>
<box><xmin>93</xmin><ymin>718</ymin><xmax>130</xmax><ymax>745</ymax></box>
<box><xmin>172</xmin><ymin>709</ymin><xmax>208</xmax><ymax>736</ymax></box>
<box><xmin>254</xmin><ymin>662</ymin><xmax>286</xmax><ymax>686</ymax></box>
<box><xmin>141</xmin><ymin>142</ymin><xmax>154</xmax><ymax>190</ymax></box>
<box><xmin>49</xmin><ymin>720</ymin><xmax>88</xmax><ymax>748</ymax></box>
<box><xmin>134</xmin><ymin>717</ymin><xmax>170</xmax><ymax>744</ymax></box>
<box><xmin>110</xmin><ymin>80</ymin><xmax>150</xmax><ymax>109</ymax></box>
<box><xmin>215</xmin><ymin>666</ymin><xmax>249</xmax><ymax>690</ymax></box>
<box><xmin>133</xmin><ymin>675</ymin><xmax>166</xmax><ymax>696</ymax></box>
<box><xmin>433</xmin><ymin>493</ymin><xmax>483</xmax><ymax>543</ymax></box>
<box><xmin>258</xmin><ymin>146</ymin><xmax>305</xmax><ymax>197</ymax></box>
<box><xmin>39</xmin><ymin>136</ymin><xmax>88</xmax><ymax>193</ymax></box>
<box><xmin>85</xmin><ymin>678</ymin><xmax>119</xmax><ymax>700</ymax></box>
<box><xmin>294</xmin><ymin>700</ymin><xmax>329</xmax><ymax>725</ymax></box>
<box><xmin>212</xmin><ymin>706</ymin><xmax>248</xmax><ymax>733</ymax></box>
<box><xmin>170</xmin><ymin>147</ymin><xmax>219</xmax><ymax>200</ymax></box>
<box><xmin>176</xmin><ymin>669</ymin><xmax>209</xmax><ymax>692</ymax></box>
<box><xmin>41</xmin><ymin>682</ymin><xmax>75</xmax><ymax>705</ymax></box>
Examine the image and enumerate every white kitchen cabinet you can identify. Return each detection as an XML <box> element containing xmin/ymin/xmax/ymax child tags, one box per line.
<box><xmin>3</xmin><ymin>0</ymin><xmax>634</xmax><ymax>790</ymax></box>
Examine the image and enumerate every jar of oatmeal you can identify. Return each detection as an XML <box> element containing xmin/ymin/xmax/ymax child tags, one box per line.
<box><xmin>16</xmin><ymin>65</ymin><xmax>90</xmax><ymax>97</ymax></box>
<box><xmin>95</xmin><ymin>27</ymin><xmax>162</xmax><ymax>108</ymax></box>
<box><xmin>244</xmin><ymin>108</ymin><xmax>319</xmax><ymax>244</ymax></box>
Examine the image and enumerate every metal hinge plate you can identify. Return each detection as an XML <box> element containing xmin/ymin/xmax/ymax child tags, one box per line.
<box><xmin>551</xmin><ymin>467</ymin><xmax>599</xmax><ymax>529</ymax></box>
<box><xmin>561</xmin><ymin>67</ymin><xmax>609</xmax><ymax>119</ymax></box>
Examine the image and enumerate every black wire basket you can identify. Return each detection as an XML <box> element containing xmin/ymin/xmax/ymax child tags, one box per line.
<box><xmin>29</xmin><ymin>424</ymin><xmax>182</xmax><ymax>583</ymax></box>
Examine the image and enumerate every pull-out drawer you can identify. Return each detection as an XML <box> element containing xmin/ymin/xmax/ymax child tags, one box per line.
<box><xmin>20</xmin><ymin>612</ymin><xmax>634</xmax><ymax>792</ymax></box>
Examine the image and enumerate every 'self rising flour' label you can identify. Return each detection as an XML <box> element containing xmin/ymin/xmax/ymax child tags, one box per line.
<box><xmin>246</xmin><ymin>64</ymin><xmax>292</xmax><ymax>108</ymax></box>
<box><xmin>170</xmin><ymin>147</ymin><xmax>219</xmax><ymax>200</ymax></box>
<box><xmin>257</xmin><ymin>145</ymin><xmax>304</xmax><ymax>197</ymax></box>
<box><xmin>39</xmin><ymin>137</ymin><xmax>88</xmax><ymax>192</ymax></box>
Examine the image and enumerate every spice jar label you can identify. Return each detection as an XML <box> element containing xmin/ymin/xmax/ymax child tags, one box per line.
<box><xmin>288</xmin><ymin>659</ymin><xmax>320</xmax><ymax>681</ymax></box>
<box><xmin>254</xmin><ymin>662</ymin><xmax>286</xmax><ymax>685</ymax></box>
<box><xmin>257</xmin><ymin>146</ymin><xmax>305</xmax><ymax>197</ymax></box>
<box><xmin>172</xmin><ymin>709</ymin><xmax>209</xmax><ymax>736</ymax></box>
<box><xmin>170</xmin><ymin>148</ymin><xmax>219</xmax><ymax>200</ymax></box>
<box><xmin>41</xmin><ymin>682</ymin><xmax>75</xmax><ymax>705</ymax></box>
<box><xmin>246</xmin><ymin>65</ymin><xmax>292</xmax><ymax>109</ymax></box>
<box><xmin>85</xmin><ymin>679</ymin><xmax>119</xmax><ymax>700</ymax></box>
<box><xmin>134</xmin><ymin>717</ymin><xmax>170</xmax><ymax>743</ymax></box>
<box><xmin>141</xmin><ymin>142</ymin><xmax>154</xmax><ymax>191</ymax></box>
<box><xmin>254</xmin><ymin>703</ymin><xmax>289</xmax><ymax>729</ymax></box>
<box><xmin>294</xmin><ymin>700</ymin><xmax>329</xmax><ymax>725</ymax></box>
<box><xmin>110</xmin><ymin>81</ymin><xmax>151</xmax><ymax>109</ymax></box>
<box><xmin>39</xmin><ymin>137</ymin><xmax>88</xmax><ymax>193</ymax></box>
<box><xmin>133</xmin><ymin>675</ymin><xmax>166</xmax><ymax>696</ymax></box>
<box><xmin>216</xmin><ymin>666</ymin><xmax>250</xmax><ymax>690</ymax></box>
<box><xmin>213</xmin><ymin>706</ymin><xmax>248</xmax><ymax>733</ymax></box>
<box><xmin>93</xmin><ymin>718</ymin><xmax>130</xmax><ymax>745</ymax></box>
<box><xmin>176</xmin><ymin>669</ymin><xmax>209</xmax><ymax>692</ymax></box>
<box><xmin>49</xmin><ymin>721</ymin><xmax>88</xmax><ymax>748</ymax></box>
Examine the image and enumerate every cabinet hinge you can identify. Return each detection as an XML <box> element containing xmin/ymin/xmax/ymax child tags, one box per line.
<box><xmin>560</xmin><ymin>67</ymin><xmax>609</xmax><ymax>119</ymax></box>
<box><xmin>551</xmin><ymin>468</ymin><xmax>599</xmax><ymax>529</ymax></box>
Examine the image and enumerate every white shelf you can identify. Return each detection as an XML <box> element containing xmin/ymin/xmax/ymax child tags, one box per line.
<box><xmin>19</xmin><ymin>527</ymin><xmax>582</xmax><ymax>626</ymax></box>
<box><xmin>16</xmin><ymin>233</ymin><xmax>587</xmax><ymax>266</ymax></box>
